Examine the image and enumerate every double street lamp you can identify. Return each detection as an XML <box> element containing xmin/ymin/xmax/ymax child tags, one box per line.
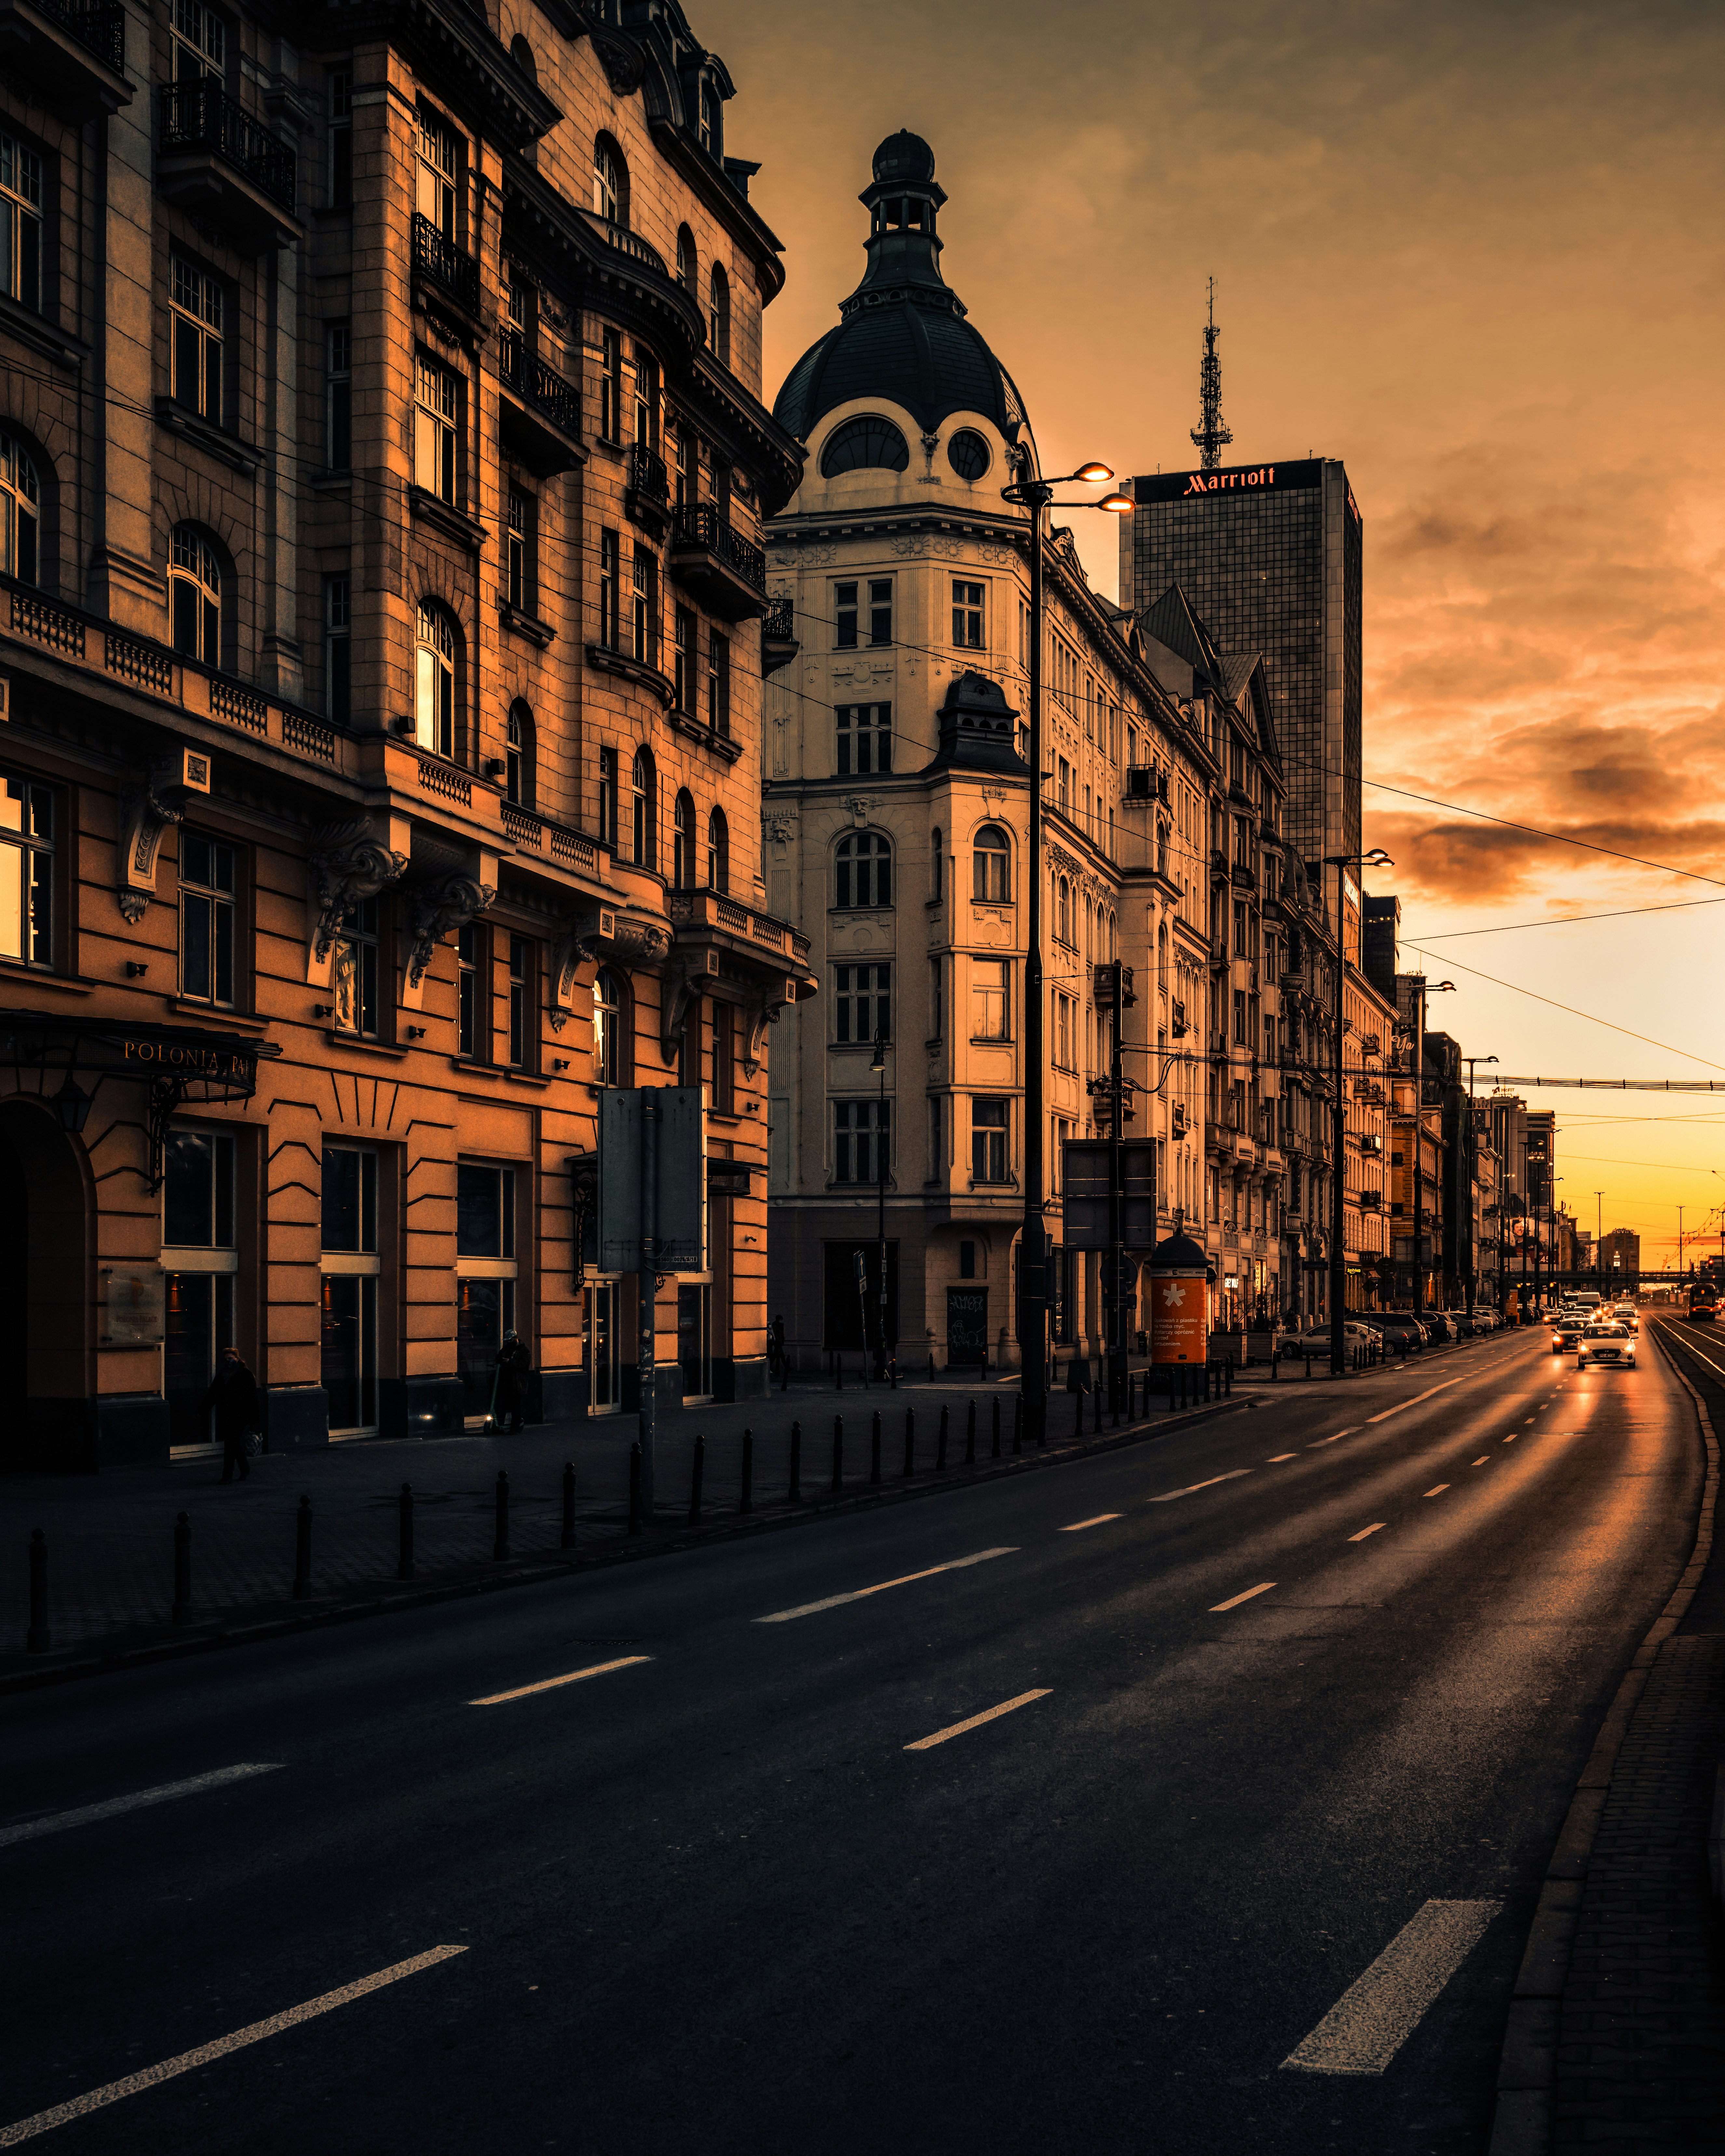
<box><xmin>1000</xmin><ymin>454</ymin><xmax>1132</xmax><ymax>1443</ymax></box>
<box><xmin>1322</xmin><ymin>848</ymin><xmax>1393</xmax><ymax>1375</ymax></box>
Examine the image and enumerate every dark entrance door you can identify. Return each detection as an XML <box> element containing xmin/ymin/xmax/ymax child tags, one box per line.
<box><xmin>946</xmin><ymin>1285</ymin><xmax>989</xmax><ymax>1367</ymax></box>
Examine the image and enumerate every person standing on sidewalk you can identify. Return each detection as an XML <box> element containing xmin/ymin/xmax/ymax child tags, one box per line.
<box><xmin>768</xmin><ymin>1314</ymin><xmax>787</xmax><ymax>1385</ymax></box>
<box><xmin>204</xmin><ymin>1347</ymin><xmax>261</xmax><ymax>1483</ymax></box>
<box><xmin>490</xmin><ymin>1330</ymin><xmax>533</xmax><ymax>1434</ymax></box>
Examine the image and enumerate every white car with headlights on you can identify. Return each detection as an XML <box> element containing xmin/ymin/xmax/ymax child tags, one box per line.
<box><xmin>1577</xmin><ymin>1322</ymin><xmax>1637</xmax><ymax>1370</ymax></box>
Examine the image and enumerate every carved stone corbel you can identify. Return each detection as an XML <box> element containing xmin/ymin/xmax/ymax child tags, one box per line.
<box><xmin>548</xmin><ymin>905</ymin><xmax>615</xmax><ymax>1032</ymax></box>
<box><xmin>661</xmin><ymin>951</ymin><xmax>718</xmax><ymax>1066</ymax></box>
<box><xmin>742</xmin><ymin>973</ymin><xmax>798</xmax><ymax>1079</ymax></box>
<box><xmin>117</xmin><ymin>747</ymin><xmax>212</xmax><ymax>922</ymax></box>
<box><xmin>306</xmin><ymin>815</ymin><xmax>409</xmax><ymax>976</ymax></box>
<box><xmin>404</xmin><ymin>872</ymin><xmax>494</xmax><ymax>990</ymax></box>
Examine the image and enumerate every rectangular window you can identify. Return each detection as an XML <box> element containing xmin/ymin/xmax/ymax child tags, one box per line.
<box><xmin>507</xmin><ymin>935</ymin><xmax>532</xmax><ymax>1070</ymax></box>
<box><xmin>597</xmin><ymin>745</ymin><xmax>618</xmax><ymax>848</ymax></box>
<box><xmin>179</xmin><ymin>832</ymin><xmax>236</xmax><ymax>1008</ymax></box>
<box><xmin>171</xmin><ymin>259</ymin><xmax>223</xmax><ymax>427</ymax></box>
<box><xmin>673</xmin><ymin>606</ymin><xmax>695</xmax><ymax>711</ymax></box>
<box><xmin>706</xmin><ymin>630</ymin><xmax>730</xmax><ymax>737</ymax></box>
<box><xmin>928</xmin><ymin>1096</ymin><xmax>943</xmax><ymax>1175</ymax></box>
<box><xmin>673</xmin><ymin>423</ymin><xmax>693</xmax><ymax>507</ymax></box>
<box><xmin>1057</xmin><ymin>757</ymin><xmax>1070</xmax><ymax>810</ymax></box>
<box><xmin>834</xmin><ymin>1098</ymin><xmax>889</xmax><ymax>1184</ymax></box>
<box><xmin>413</xmin><ymin>353</ymin><xmax>460</xmax><ymax>503</ymax></box>
<box><xmin>868</xmin><ymin>579</ymin><xmax>893</xmax><ymax>646</ymax></box>
<box><xmin>1233</xmin><ymin>898</ymin><xmax>1248</xmax><ymax>958</ymax></box>
<box><xmin>971</xmin><ymin>959</ymin><xmax>1008</xmax><ymax>1041</ymax></box>
<box><xmin>331</xmin><ymin>896</ymin><xmax>379</xmax><ymax>1038</ymax></box>
<box><xmin>328</xmin><ymin>68</ymin><xmax>353</xmax><ymax>206</ymax></box>
<box><xmin>1233</xmin><ymin>989</ymin><xmax>1247</xmax><ymax>1045</ymax></box>
<box><xmin>834</xmin><ymin>580</ymin><xmax>858</xmax><ymax>650</ymax></box>
<box><xmin>170</xmin><ymin>0</ymin><xmax>224</xmax><ymax>79</ymax></box>
<box><xmin>598</xmin><ymin>529</ymin><xmax>621</xmax><ymax>650</ymax></box>
<box><xmin>600</xmin><ymin>326</ymin><xmax>622</xmax><ymax>442</ymax></box>
<box><xmin>0</xmin><ymin>774</ymin><xmax>53</xmax><ymax>967</ymax></box>
<box><xmin>711</xmin><ymin>997</ymin><xmax>734</xmax><ymax>1115</ymax></box>
<box><xmin>833</xmin><ymin>962</ymin><xmax>890</xmax><ymax>1045</ymax></box>
<box><xmin>971</xmin><ymin>1098</ymin><xmax>1008</xmax><ymax>1183</ymax></box>
<box><xmin>326</xmin><ymin>321</ymin><xmax>352</xmax><ymax>469</ymax></box>
<box><xmin>835</xmin><ymin>702</ymin><xmax>891</xmax><ymax>777</ymax></box>
<box><xmin>324</xmin><ymin>575</ymin><xmax>350</xmax><ymax>725</ymax></box>
<box><xmin>631</xmin><ymin>544</ymin><xmax>658</xmax><ymax>667</ymax></box>
<box><xmin>633</xmin><ymin>348</ymin><xmax>659</xmax><ymax>449</ymax></box>
<box><xmin>457</xmin><ymin>921</ymin><xmax>480</xmax><ymax>1059</ymax></box>
<box><xmin>164</xmin><ymin>1127</ymin><xmax>235</xmax><ymax>1249</ymax></box>
<box><xmin>929</xmin><ymin>957</ymin><xmax>943</xmax><ymax>1039</ymax></box>
<box><xmin>952</xmin><ymin>579</ymin><xmax>983</xmax><ymax>649</ymax></box>
<box><xmin>321</xmin><ymin>1143</ymin><xmax>377</xmax><ymax>1254</ymax></box>
<box><xmin>0</xmin><ymin>129</ymin><xmax>42</xmax><ymax>314</ymax></box>
<box><xmin>506</xmin><ymin>488</ymin><xmax>534</xmax><ymax>615</ymax></box>
<box><xmin>456</xmin><ymin>1161</ymin><xmax>515</xmax><ymax>1258</ymax></box>
<box><xmin>1056</xmin><ymin>992</ymin><xmax>1071</xmax><ymax>1070</ymax></box>
<box><xmin>414</xmin><ymin>106</ymin><xmax>457</xmax><ymax>237</ymax></box>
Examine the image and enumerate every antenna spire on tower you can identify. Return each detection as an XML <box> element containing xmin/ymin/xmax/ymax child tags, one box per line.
<box><xmin>1190</xmin><ymin>275</ymin><xmax>1233</xmax><ymax>472</ymax></box>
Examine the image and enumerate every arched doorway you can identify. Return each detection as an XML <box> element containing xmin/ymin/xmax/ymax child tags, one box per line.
<box><xmin>0</xmin><ymin>1096</ymin><xmax>92</xmax><ymax>1472</ymax></box>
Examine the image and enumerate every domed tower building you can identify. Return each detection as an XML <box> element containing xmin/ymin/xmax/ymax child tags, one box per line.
<box><xmin>763</xmin><ymin>135</ymin><xmax>1295</xmax><ymax>1372</ymax></box>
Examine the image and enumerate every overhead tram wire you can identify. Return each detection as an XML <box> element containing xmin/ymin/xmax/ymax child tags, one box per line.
<box><xmin>1400</xmin><ymin>942</ymin><xmax>1725</xmax><ymax>1073</ymax></box>
<box><xmin>1363</xmin><ymin>778</ymin><xmax>1725</xmax><ymax>891</ymax></box>
<box><xmin>1409</xmin><ymin>897</ymin><xmax>1725</xmax><ymax>938</ymax></box>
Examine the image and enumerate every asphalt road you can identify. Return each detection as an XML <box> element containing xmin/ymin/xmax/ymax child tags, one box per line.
<box><xmin>0</xmin><ymin>1323</ymin><xmax>1706</xmax><ymax>2156</ymax></box>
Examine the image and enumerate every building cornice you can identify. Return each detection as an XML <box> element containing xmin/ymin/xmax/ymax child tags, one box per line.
<box><xmin>318</xmin><ymin>0</ymin><xmax>563</xmax><ymax>149</ymax></box>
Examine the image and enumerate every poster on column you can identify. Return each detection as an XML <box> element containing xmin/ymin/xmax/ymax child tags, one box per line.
<box><xmin>1150</xmin><ymin>1271</ymin><xmax>1208</xmax><ymax>1364</ymax></box>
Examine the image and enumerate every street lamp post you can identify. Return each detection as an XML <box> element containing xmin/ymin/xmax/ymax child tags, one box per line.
<box><xmin>1322</xmin><ymin>848</ymin><xmax>1393</xmax><ymax>1375</ymax></box>
<box><xmin>1000</xmin><ymin>454</ymin><xmax>1132</xmax><ymax>1441</ymax></box>
<box><xmin>1462</xmin><ymin>1055</ymin><xmax>1497</xmax><ymax>1315</ymax></box>
<box><xmin>870</xmin><ymin>1032</ymin><xmax>889</xmax><ymax>1379</ymax></box>
<box><xmin>1594</xmin><ymin>1188</ymin><xmax>1605</xmax><ymax>1300</ymax></box>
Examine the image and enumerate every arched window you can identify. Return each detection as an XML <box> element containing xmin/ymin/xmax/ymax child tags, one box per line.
<box><xmin>414</xmin><ymin>602</ymin><xmax>458</xmax><ymax>759</ymax></box>
<box><xmin>675</xmin><ymin>224</ymin><xmax>696</xmax><ymax>295</ymax></box>
<box><xmin>707</xmin><ymin>264</ymin><xmax>729</xmax><ymax>366</ymax></box>
<box><xmin>673</xmin><ymin>789</ymin><xmax>695</xmax><ymax>889</ymax></box>
<box><xmin>819</xmin><ymin>415</ymin><xmax>910</xmax><ymax>478</ymax></box>
<box><xmin>593</xmin><ymin>135</ymin><xmax>627</xmax><ymax>227</ymax></box>
<box><xmin>972</xmin><ymin>823</ymin><xmax>1010</xmax><ymax>904</ymax></box>
<box><xmin>946</xmin><ymin>429</ymin><xmax>991</xmax><ymax>481</ymax></box>
<box><xmin>930</xmin><ymin>828</ymin><xmax>943</xmax><ymax>902</ymax></box>
<box><xmin>630</xmin><ymin>746</ymin><xmax>655</xmax><ymax>868</ymax></box>
<box><xmin>1057</xmin><ymin>876</ymin><xmax>1070</xmax><ymax>945</ymax></box>
<box><xmin>505</xmin><ymin>701</ymin><xmax>535</xmax><ymax>808</ymax></box>
<box><xmin>1108</xmin><ymin>910</ymin><xmax>1118</xmax><ymax>961</ymax></box>
<box><xmin>835</xmin><ymin>831</ymin><xmax>891</xmax><ymax>910</ymax></box>
<box><xmin>0</xmin><ymin>430</ymin><xmax>40</xmax><ymax>584</ymax></box>
<box><xmin>1156</xmin><ymin>819</ymin><xmax>1170</xmax><ymax>877</ymax></box>
<box><xmin>169</xmin><ymin>525</ymin><xmax>221</xmax><ymax>665</ymax></box>
<box><xmin>509</xmin><ymin>33</ymin><xmax>536</xmax><ymax>82</ymax></box>
<box><xmin>706</xmin><ymin>806</ymin><xmax>729</xmax><ymax>894</ymax></box>
<box><xmin>593</xmin><ymin>965</ymin><xmax>624</xmax><ymax>1088</ymax></box>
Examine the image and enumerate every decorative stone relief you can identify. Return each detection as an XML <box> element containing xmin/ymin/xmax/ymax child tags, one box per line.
<box><xmin>404</xmin><ymin>872</ymin><xmax>494</xmax><ymax>991</ymax></box>
<box><xmin>306</xmin><ymin>815</ymin><xmax>409</xmax><ymax>976</ymax></box>
<box><xmin>117</xmin><ymin>748</ymin><xmax>213</xmax><ymax>924</ymax></box>
<box><xmin>841</xmin><ymin>794</ymin><xmax>876</xmax><ymax>825</ymax></box>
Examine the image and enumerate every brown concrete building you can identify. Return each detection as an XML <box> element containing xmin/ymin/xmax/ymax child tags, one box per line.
<box><xmin>0</xmin><ymin>0</ymin><xmax>808</xmax><ymax>1469</ymax></box>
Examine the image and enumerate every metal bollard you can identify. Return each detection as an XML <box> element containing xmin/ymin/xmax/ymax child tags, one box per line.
<box><xmin>903</xmin><ymin>1407</ymin><xmax>915</xmax><ymax>1477</ymax></box>
<box><xmin>991</xmin><ymin>1397</ymin><xmax>1001</xmax><ymax>1458</ymax></box>
<box><xmin>870</xmin><ymin>1410</ymin><xmax>882</xmax><ymax>1486</ymax></box>
<box><xmin>687</xmin><ymin>1435</ymin><xmax>705</xmax><ymax>1527</ymax></box>
<box><xmin>937</xmin><ymin>1404</ymin><xmax>949</xmax><ymax>1469</ymax></box>
<box><xmin>628</xmin><ymin>1441</ymin><xmax>644</xmax><ymax>1535</ymax></box>
<box><xmin>965</xmin><ymin>1399</ymin><xmax>977</xmax><ymax>1465</ymax></box>
<box><xmin>832</xmin><ymin>1414</ymin><xmax>843</xmax><ymax>1492</ymax></box>
<box><xmin>492</xmin><ymin>1472</ymin><xmax>510</xmax><ymax>1561</ymax></box>
<box><xmin>788</xmin><ymin>1421</ymin><xmax>802</xmax><ymax>1504</ymax></box>
<box><xmin>1074</xmin><ymin>1390</ymin><xmax>1083</xmax><ymax>1438</ymax></box>
<box><xmin>1305</xmin><ymin>1354</ymin><xmax>1313</xmax><ymax>1379</ymax></box>
<box><xmin>1225</xmin><ymin>1361</ymin><xmax>1233</xmax><ymax>1396</ymax></box>
<box><xmin>561</xmin><ymin>1461</ymin><xmax>577</xmax><ymax>1550</ymax></box>
<box><xmin>739</xmin><ymin>1428</ymin><xmax>754</xmax><ymax>1515</ymax></box>
<box><xmin>889</xmin><ymin>1358</ymin><xmax>897</xmax><ymax>1392</ymax></box>
<box><xmin>927</xmin><ymin>1353</ymin><xmax>935</xmax><ymax>1384</ymax></box>
<box><xmin>292</xmin><ymin>1495</ymin><xmax>313</xmax><ymax>1600</ymax></box>
<box><xmin>398</xmin><ymin>1482</ymin><xmax>415</xmax><ymax>1580</ymax></box>
<box><xmin>1012</xmin><ymin>1393</ymin><xmax>1023</xmax><ymax>1454</ymax></box>
<box><xmin>173</xmin><ymin>1510</ymin><xmax>192</xmax><ymax>1625</ymax></box>
<box><xmin>26</xmin><ymin>1528</ymin><xmax>48</xmax><ymax>1653</ymax></box>
<box><xmin>1271</xmin><ymin>1351</ymin><xmax>1278</xmax><ymax>1382</ymax></box>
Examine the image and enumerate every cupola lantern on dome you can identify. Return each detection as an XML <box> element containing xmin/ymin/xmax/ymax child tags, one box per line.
<box><xmin>771</xmin><ymin>132</ymin><xmax>1032</xmax><ymax>449</ymax></box>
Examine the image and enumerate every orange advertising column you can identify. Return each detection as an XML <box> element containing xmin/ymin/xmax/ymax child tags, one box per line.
<box><xmin>1148</xmin><ymin>1230</ymin><xmax>1212</xmax><ymax>1365</ymax></box>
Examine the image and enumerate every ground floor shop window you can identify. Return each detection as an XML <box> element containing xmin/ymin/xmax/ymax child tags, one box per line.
<box><xmin>163</xmin><ymin>1126</ymin><xmax>239</xmax><ymax>1451</ymax></box>
<box><xmin>457</xmin><ymin>1275</ymin><xmax>516</xmax><ymax>1415</ymax></box>
<box><xmin>321</xmin><ymin>1274</ymin><xmax>378</xmax><ymax>1433</ymax></box>
<box><xmin>164</xmin><ymin>1270</ymin><xmax>234</xmax><ymax>1450</ymax></box>
<box><xmin>455</xmin><ymin>1160</ymin><xmax>518</xmax><ymax>1417</ymax></box>
<box><xmin>585</xmin><ymin>1279</ymin><xmax>623</xmax><ymax>1413</ymax></box>
<box><xmin>677</xmin><ymin>1282</ymin><xmax>711</xmax><ymax>1402</ymax></box>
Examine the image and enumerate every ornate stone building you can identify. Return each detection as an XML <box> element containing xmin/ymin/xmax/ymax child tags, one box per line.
<box><xmin>0</xmin><ymin>0</ymin><xmax>809</xmax><ymax>1468</ymax></box>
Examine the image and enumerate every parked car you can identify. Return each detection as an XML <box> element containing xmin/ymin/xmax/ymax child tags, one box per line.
<box><xmin>1423</xmin><ymin>1312</ymin><xmax>1455</xmax><ymax>1343</ymax></box>
<box><xmin>1361</xmin><ymin>1314</ymin><xmax>1426</xmax><ymax>1351</ymax></box>
<box><xmin>1577</xmin><ymin>1322</ymin><xmax>1637</xmax><ymax>1369</ymax></box>
<box><xmin>1282</xmin><ymin>1322</ymin><xmax>1380</xmax><ymax>1359</ymax></box>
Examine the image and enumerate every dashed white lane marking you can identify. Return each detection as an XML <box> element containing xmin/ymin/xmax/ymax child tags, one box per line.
<box><xmin>1364</xmin><ymin>1376</ymin><xmax>1468</xmax><ymax>1425</ymax></box>
<box><xmin>1210</xmin><ymin>1581</ymin><xmax>1276</xmax><ymax>1612</ymax></box>
<box><xmin>1308</xmin><ymin>1429</ymin><xmax>1359</xmax><ymax>1447</ymax></box>
<box><xmin>1280</xmin><ymin>1899</ymin><xmax>1501</xmax><ymax>2076</ymax></box>
<box><xmin>1504</xmin><ymin>1435</ymin><xmax>1517</xmax><ymax>1443</ymax></box>
<box><xmin>0</xmin><ymin>1945</ymin><xmax>468</xmax><ymax>2145</ymax></box>
<box><xmin>905</xmin><ymin>1689</ymin><xmax>1051</xmax><ymax>1752</ymax></box>
<box><xmin>1268</xmin><ymin>1454</ymin><xmax>1297</xmax><ymax>1462</ymax></box>
<box><xmin>756</xmin><ymin>1547</ymin><xmax>1018</xmax><ymax>1624</ymax></box>
<box><xmin>470</xmin><ymin>1656</ymin><xmax>651</xmax><ymax>1706</ymax></box>
<box><xmin>1349</xmin><ymin>1524</ymin><xmax>1387</xmax><ymax>1542</ymax></box>
<box><xmin>1060</xmin><ymin>1514</ymin><xmax>1122</xmax><ymax>1533</ymax></box>
<box><xmin>1472</xmin><ymin>1457</ymin><xmax>1491</xmax><ymax>1466</ymax></box>
<box><xmin>1148</xmin><ymin>1470</ymin><xmax>1251</xmax><ymax>1503</ymax></box>
<box><xmin>1424</xmin><ymin>1484</ymin><xmax>1451</xmax><ymax>1497</ymax></box>
<box><xmin>0</xmin><ymin>1765</ymin><xmax>284</xmax><ymax>1851</ymax></box>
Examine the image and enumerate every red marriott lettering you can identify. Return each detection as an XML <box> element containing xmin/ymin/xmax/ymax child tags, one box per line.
<box><xmin>1183</xmin><ymin>466</ymin><xmax>1275</xmax><ymax>496</ymax></box>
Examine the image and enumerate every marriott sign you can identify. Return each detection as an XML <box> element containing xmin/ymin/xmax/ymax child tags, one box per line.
<box><xmin>1130</xmin><ymin>457</ymin><xmax>1325</xmax><ymax>505</ymax></box>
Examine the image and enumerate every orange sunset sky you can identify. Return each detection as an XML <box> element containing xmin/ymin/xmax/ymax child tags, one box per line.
<box><xmin>705</xmin><ymin>0</ymin><xmax>1725</xmax><ymax>1267</ymax></box>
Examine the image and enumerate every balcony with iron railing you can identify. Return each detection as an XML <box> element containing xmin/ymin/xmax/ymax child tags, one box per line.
<box><xmin>761</xmin><ymin>594</ymin><xmax>798</xmax><ymax>679</ymax></box>
<box><xmin>623</xmin><ymin>442</ymin><xmax>670</xmax><ymax>537</ymax></box>
<box><xmin>668</xmin><ymin>499</ymin><xmax>768</xmax><ymax>621</ymax></box>
<box><xmin>497</xmin><ymin>329</ymin><xmax>582</xmax><ymax>476</ymax></box>
<box><xmin>411</xmin><ymin>212</ymin><xmax>481</xmax><ymax>320</ymax></box>
<box><xmin>157</xmin><ymin>79</ymin><xmax>298</xmax><ymax>247</ymax></box>
<box><xmin>0</xmin><ymin>0</ymin><xmax>129</xmax><ymax>110</ymax></box>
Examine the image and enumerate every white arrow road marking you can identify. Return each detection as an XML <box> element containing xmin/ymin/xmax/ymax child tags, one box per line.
<box><xmin>1281</xmin><ymin>1899</ymin><xmax>1500</xmax><ymax>2075</ymax></box>
<box><xmin>0</xmin><ymin>1765</ymin><xmax>284</xmax><ymax>1852</ymax></box>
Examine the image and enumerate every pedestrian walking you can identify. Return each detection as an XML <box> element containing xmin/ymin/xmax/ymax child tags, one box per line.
<box><xmin>490</xmin><ymin>1330</ymin><xmax>533</xmax><ymax>1434</ymax></box>
<box><xmin>204</xmin><ymin>1347</ymin><xmax>261</xmax><ymax>1483</ymax></box>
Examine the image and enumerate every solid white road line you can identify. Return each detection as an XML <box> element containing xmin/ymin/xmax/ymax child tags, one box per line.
<box><xmin>0</xmin><ymin>1765</ymin><xmax>284</xmax><ymax>1852</ymax></box>
<box><xmin>1364</xmin><ymin>1376</ymin><xmax>1468</xmax><ymax>1425</ymax></box>
<box><xmin>469</xmin><ymin>1655</ymin><xmax>651</xmax><ymax>1706</ymax></box>
<box><xmin>1209</xmin><ymin>1582</ymin><xmax>1276</xmax><ymax>1612</ymax></box>
<box><xmin>1280</xmin><ymin>1899</ymin><xmax>1501</xmax><ymax>2076</ymax></box>
<box><xmin>1268</xmin><ymin>1454</ymin><xmax>1297</xmax><ymax>1462</ymax></box>
<box><xmin>1424</xmin><ymin>1485</ymin><xmax>1451</xmax><ymax>1497</ymax></box>
<box><xmin>756</xmin><ymin>1547</ymin><xmax>1017</xmax><ymax>1624</ymax></box>
<box><xmin>1059</xmin><ymin>1514</ymin><xmax>1122</xmax><ymax>1532</ymax></box>
<box><xmin>1147</xmin><ymin>1469</ymin><xmax>1250</xmax><ymax>1503</ymax></box>
<box><xmin>904</xmin><ymin>1689</ymin><xmax>1051</xmax><ymax>1752</ymax></box>
<box><xmin>1348</xmin><ymin>1524</ymin><xmax>1387</xmax><ymax>1542</ymax></box>
<box><xmin>0</xmin><ymin>1945</ymin><xmax>468</xmax><ymax>2146</ymax></box>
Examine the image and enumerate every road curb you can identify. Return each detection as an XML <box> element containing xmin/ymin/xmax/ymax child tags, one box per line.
<box><xmin>1486</xmin><ymin>1323</ymin><xmax>1721</xmax><ymax>2156</ymax></box>
<box><xmin>0</xmin><ymin>1393</ymin><xmax>1259</xmax><ymax>1699</ymax></box>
